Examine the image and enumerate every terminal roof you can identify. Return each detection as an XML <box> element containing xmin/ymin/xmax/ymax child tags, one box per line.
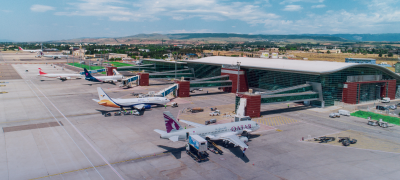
<box><xmin>185</xmin><ymin>56</ymin><xmax>396</xmax><ymax>75</ymax></box>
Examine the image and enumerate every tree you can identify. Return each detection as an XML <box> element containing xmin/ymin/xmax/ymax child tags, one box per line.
<box><xmin>327</xmin><ymin>50</ymin><xmax>331</xmax><ymax>54</ymax></box>
<box><xmin>388</xmin><ymin>52</ymin><xmax>393</xmax><ymax>57</ymax></box>
<box><xmin>379</xmin><ymin>53</ymin><xmax>382</xmax><ymax>57</ymax></box>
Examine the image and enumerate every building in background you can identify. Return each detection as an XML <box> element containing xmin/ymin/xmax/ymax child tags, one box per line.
<box><xmin>345</xmin><ymin>58</ymin><xmax>376</xmax><ymax>64</ymax></box>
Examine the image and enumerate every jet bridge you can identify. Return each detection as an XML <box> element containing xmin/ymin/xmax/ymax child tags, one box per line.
<box><xmin>189</xmin><ymin>75</ymin><xmax>232</xmax><ymax>90</ymax></box>
<box><xmin>235</xmin><ymin>82</ymin><xmax>323</xmax><ymax>118</ymax></box>
<box><xmin>120</xmin><ymin>75</ymin><xmax>140</xmax><ymax>88</ymax></box>
<box><xmin>155</xmin><ymin>84</ymin><xmax>179</xmax><ymax>97</ymax></box>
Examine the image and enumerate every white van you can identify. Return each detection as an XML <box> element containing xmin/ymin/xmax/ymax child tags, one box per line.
<box><xmin>382</xmin><ymin>97</ymin><xmax>390</xmax><ymax>103</ymax></box>
<box><xmin>338</xmin><ymin>110</ymin><xmax>350</xmax><ymax>116</ymax></box>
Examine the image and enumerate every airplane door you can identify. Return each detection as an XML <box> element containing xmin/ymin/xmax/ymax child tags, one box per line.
<box><xmin>186</xmin><ymin>132</ymin><xmax>189</xmax><ymax>140</ymax></box>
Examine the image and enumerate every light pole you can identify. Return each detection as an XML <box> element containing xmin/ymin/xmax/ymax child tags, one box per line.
<box><xmin>175</xmin><ymin>52</ymin><xmax>177</xmax><ymax>80</ymax></box>
<box><xmin>237</xmin><ymin>61</ymin><xmax>241</xmax><ymax>93</ymax></box>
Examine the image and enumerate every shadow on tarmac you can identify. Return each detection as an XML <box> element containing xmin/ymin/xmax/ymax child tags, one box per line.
<box><xmin>157</xmin><ymin>145</ymin><xmax>186</xmax><ymax>159</ymax></box>
<box><xmin>260</xmin><ymin>105</ymin><xmax>313</xmax><ymax>116</ymax></box>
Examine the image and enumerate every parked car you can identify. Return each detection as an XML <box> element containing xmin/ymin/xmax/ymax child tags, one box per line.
<box><xmin>389</xmin><ymin>105</ymin><xmax>397</xmax><ymax>110</ymax></box>
<box><xmin>376</xmin><ymin>105</ymin><xmax>387</xmax><ymax>110</ymax></box>
<box><xmin>382</xmin><ymin>97</ymin><xmax>390</xmax><ymax>103</ymax></box>
<box><xmin>338</xmin><ymin>110</ymin><xmax>350</xmax><ymax>116</ymax></box>
<box><xmin>329</xmin><ymin>113</ymin><xmax>340</xmax><ymax>118</ymax></box>
<box><xmin>396</xmin><ymin>103</ymin><xmax>400</xmax><ymax>107</ymax></box>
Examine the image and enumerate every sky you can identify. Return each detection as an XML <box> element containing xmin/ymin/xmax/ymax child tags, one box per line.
<box><xmin>1</xmin><ymin>0</ymin><xmax>400</xmax><ymax>41</ymax></box>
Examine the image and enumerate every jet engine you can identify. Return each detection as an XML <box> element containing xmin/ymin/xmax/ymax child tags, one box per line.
<box><xmin>112</xmin><ymin>80</ymin><xmax>118</xmax><ymax>83</ymax></box>
<box><xmin>59</xmin><ymin>77</ymin><xmax>71</xmax><ymax>80</ymax></box>
<box><xmin>239</xmin><ymin>136</ymin><xmax>248</xmax><ymax>144</ymax></box>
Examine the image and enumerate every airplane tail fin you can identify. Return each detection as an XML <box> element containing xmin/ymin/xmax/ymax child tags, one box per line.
<box><xmin>83</xmin><ymin>68</ymin><xmax>93</xmax><ymax>78</ymax></box>
<box><xmin>163</xmin><ymin>111</ymin><xmax>183</xmax><ymax>133</ymax></box>
<box><xmin>18</xmin><ymin>47</ymin><xmax>23</xmax><ymax>51</ymax></box>
<box><xmin>97</xmin><ymin>87</ymin><xmax>111</xmax><ymax>101</ymax></box>
<box><xmin>38</xmin><ymin>68</ymin><xmax>47</xmax><ymax>75</ymax></box>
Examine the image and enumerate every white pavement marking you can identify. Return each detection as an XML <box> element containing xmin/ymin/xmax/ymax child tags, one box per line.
<box><xmin>28</xmin><ymin>80</ymin><xmax>125</xmax><ymax>180</ymax></box>
<box><xmin>25</xmin><ymin>80</ymin><xmax>105</xmax><ymax>180</ymax></box>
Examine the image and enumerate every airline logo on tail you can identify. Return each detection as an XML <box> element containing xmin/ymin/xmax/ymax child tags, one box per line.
<box><xmin>163</xmin><ymin>112</ymin><xmax>181</xmax><ymax>133</ymax></box>
<box><xmin>18</xmin><ymin>47</ymin><xmax>24</xmax><ymax>51</ymax></box>
<box><xmin>38</xmin><ymin>68</ymin><xmax>47</xmax><ymax>75</ymax></box>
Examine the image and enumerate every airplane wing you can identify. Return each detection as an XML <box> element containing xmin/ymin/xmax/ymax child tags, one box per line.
<box><xmin>169</xmin><ymin>136</ymin><xmax>179</xmax><ymax>142</ymax></box>
<box><xmin>133</xmin><ymin>104</ymin><xmax>145</xmax><ymax>109</ymax></box>
<box><xmin>180</xmin><ymin>120</ymin><xmax>206</xmax><ymax>128</ymax></box>
<box><xmin>92</xmin><ymin>99</ymin><xmax>100</xmax><ymax>103</ymax></box>
<box><xmin>219</xmin><ymin>134</ymin><xmax>248</xmax><ymax>149</ymax></box>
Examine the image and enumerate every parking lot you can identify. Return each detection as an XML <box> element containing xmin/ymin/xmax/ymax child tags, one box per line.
<box><xmin>1</xmin><ymin>54</ymin><xmax>400</xmax><ymax>179</ymax></box>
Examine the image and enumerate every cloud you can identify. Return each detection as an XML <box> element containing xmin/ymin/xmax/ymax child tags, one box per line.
<box><xmin>280</xmin><ymin>0</ymin><xmax>323</xmax><ymax>4</ymax></box>
<box><xmin>30</xmin><ymin>4</ymin><xmax>55</xmax><ymax>12</ymax></box>
<box><xmin>311</xmin><ymin>4</ymin><xmax>325</xmax><ymax>8</ymax></box>
<box><xmin>55</xmin><ymin>0</ymin><xmax>280</xmax><ymax>25</ymax></box>
<box><xmin>1</xmin><ymin>10</ymin><xmax>12</xmax><ymax>13</ymax></box>
<box><xmin>283</xmin><ymin>5</ymin><xmax>303</xmax><ymax>11</ymax></box>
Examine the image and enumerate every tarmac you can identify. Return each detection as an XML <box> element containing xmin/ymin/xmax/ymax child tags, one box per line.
<box><xmin>1</xmin><ymin>52</ymin><xmax>400</xmax><ymax>180</ymax></box>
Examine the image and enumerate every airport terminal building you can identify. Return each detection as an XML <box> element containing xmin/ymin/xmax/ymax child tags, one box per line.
<box><xmin>142</xmin><ymin>57</ymin><xmax>400</xmax><ymax>107</ymax></box>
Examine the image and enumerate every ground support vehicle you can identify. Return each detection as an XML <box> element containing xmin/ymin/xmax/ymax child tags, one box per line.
<box><xmin>207</xmin><ymin>140</ymin><xmax>223</xmax><ymax>154</ymax></box>
<box><xmin>104</xmin><ymin>112</ymin><xmax>111</xmax><ymax>117</ymax></box>
<box><xmin>338</xmin><ymin>137</ymin><xmax>357</xmax><ymax>146</ymax></box>
<box><xmin>368</xmin><ymin>119</ymin><xmax>389</xmax><ymax>128</ymax></box>
<box><xmin>210</xmin><ymin>107</ymin><xmax>217</xmax><ymax>111</ymax></box>
<box><xmin>123</xmin><ymin>111</ymin><xmax>131</xmax><ymax>115</ymax></box>
<box><xmin>382</xmin><ymin>97</ymin><xmax>390</xmax><ymax>103</ymax></box>
<box><xmin>338</xmin><ymin>110</ymin><xmax>350</xmax><ymax>116</ymax></box>
<box><xmin>234</xmin><ymin>115</ymin><xmax>252</xmax><ymax>122</ymax></box>
<box><xmin>190</xmin><ymin>108</ymin><xmax>204</xmax><ymax>113</ymax></box>
<box><xmin>209</xmin><ymin>110</ymin><xmax>221</xmax><ymax>116</ymax></box>
<box><xmin>329</xmin><ymin>113</ymin><xmax>340</xmax><ymax>118</ymax></box>
<box><xmin>114</xmin><ymin>111</ymin><xmax>122</xmax><ymax>116</ymax></box>
<box><xmin>186</xmin><ymin>135</ymin><xmax>209</xmax><ymax>162</ymax></box>
<box><xmin>131</xmin><ymin>110</ymin><xmax>140</xmax><ymax>116</ymax></box>
<box><xmin>210</xmin><ymin>119</ymin><xmax>217</xmax><ymax>124</ymax></box>
<box><xmin>171</xmin><ymin>102</ymin><xmax>178</xmax><ymax>107</ymax></box>
<box><xmin>314</xmin><ymin>137</ymin><xmax>336</xmax><ymax>143</ymax></box>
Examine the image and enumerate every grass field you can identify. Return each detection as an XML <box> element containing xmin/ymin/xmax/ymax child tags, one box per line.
<box><xmin>108</xmin><ymin>62</ymin><xmax>133</xmax><ymax>67</ymax></box>
<box><xmin>67</xmin><ymin>63</ymin><xmax>103</xmax><ymax>70</ymax></box>
<box><xmin>351</xmin><ymin>110</ymin><xmax>400</xmax><ymax>125</ymax></box>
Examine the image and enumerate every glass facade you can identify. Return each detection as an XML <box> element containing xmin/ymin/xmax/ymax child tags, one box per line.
<box><xmin>246</xmin><ymin>67</ymin><xmax>398</xmax><ymax>106</ymax></box>
<box><xmin>142</xmin><ymin>60</ymin><xmax>187</xmax><ymax>72</ymax></box>
<box><xmin>260</xmin><ymin>94</ymin><xmax>319</xmax><ymax>104</ymax></box>
<box><xmin>141</xmin><ymin>60</ymin><xmax>399</xmax><ymax>107</ymax></box>
<box><xmin>187</xmin><ymin>63</ymin><xmax>221</xmax><ymax>79</ymax></box>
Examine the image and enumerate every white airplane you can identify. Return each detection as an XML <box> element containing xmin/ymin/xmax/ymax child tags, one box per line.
<box><xmin>19</xmin><ymin>47</ymin><xmax>42</xmax><ymax>53</ymax></box>
<box><xmin>154</xmin><ymin>111</ymin><xmax>260</xmax><ymax>151</ymax></box>
<box><xmin>38</xmin><ymin>68</ymin><xmax>83</xmax><ymax>81</ymax></box>
<box><xmin>84</xmin><ymin>68</ymin><xmax>123</xmax><ymax>84</ymax></box>
<box><xmin>93</xmin><ymin>87</ymin><xmax>170</xmax><ymax>110</ymax></box>
<box><xmin>37</xmin><ymin>51</ymin><xmax>69</xmax><ymax>59</ymax></box>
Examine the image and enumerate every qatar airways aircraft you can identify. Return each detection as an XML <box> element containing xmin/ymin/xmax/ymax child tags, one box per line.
<box><xmin>154</xmin><ymin>111</ymin><xmax>260</xmax><ymax>151</ymax></box>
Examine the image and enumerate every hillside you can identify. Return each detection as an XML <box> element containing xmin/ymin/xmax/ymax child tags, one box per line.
<box><xmin>50</xmin><ymin>33</ymin><xmax>400</xmax><ymax>44</ymax></box>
